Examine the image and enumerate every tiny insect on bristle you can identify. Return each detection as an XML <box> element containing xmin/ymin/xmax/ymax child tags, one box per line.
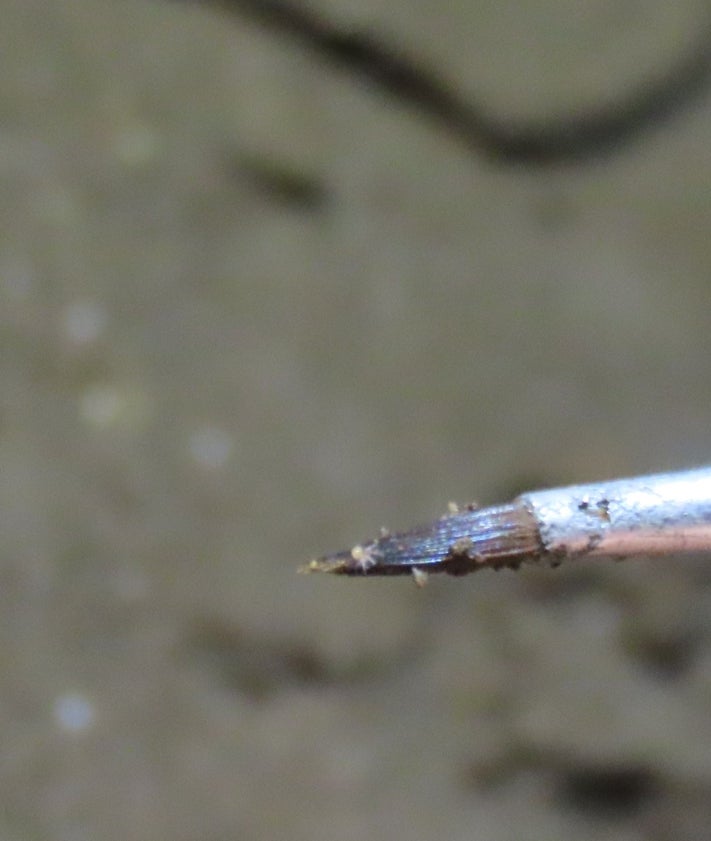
<box><xmin>411</xmin><ymin>567</ymin><xmax>429</xmax><ymax>587</ymax></box>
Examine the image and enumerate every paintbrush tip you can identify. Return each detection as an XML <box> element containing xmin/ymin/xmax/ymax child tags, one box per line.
<box><xmin>304</xmin><ymin>501</ymin><xmax>542</xmax><ymax>578</ymax></box>
<box><xmin>298</xmin><ymin>557</ymin><xmax>347</xmax><ymax>575</ymax></box>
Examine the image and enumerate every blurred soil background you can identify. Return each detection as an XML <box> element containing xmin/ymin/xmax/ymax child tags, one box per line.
<box><xmin>3</xmin><ymin>1</ymin><xmax>711</xmax><ymax>839</ymax></box>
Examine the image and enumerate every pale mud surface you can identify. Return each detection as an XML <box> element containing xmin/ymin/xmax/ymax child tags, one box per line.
<box><xmin>3</xmin><ymin>2</ymin><xmax>711</xmax><ymax>839</ymax></box>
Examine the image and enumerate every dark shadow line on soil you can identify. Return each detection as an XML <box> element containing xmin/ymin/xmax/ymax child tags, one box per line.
<box><xmin>176</xmin><ymin>0</ymin><xmax>711</xmax><ymax>164</ymax></box>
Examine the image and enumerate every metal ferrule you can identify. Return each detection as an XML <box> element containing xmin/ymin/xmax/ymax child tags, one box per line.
<box><xmin>519</xmin><ymin>467</ymin><xmax>711</xmax><ymax>562</ymax></box>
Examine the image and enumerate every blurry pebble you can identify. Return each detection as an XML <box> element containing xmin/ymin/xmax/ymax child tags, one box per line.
<box><xmin>61</xmin><ymin>300</ymin><xmax>107</xmax><ymax>345</ymax></box>
<box><xmin>79</xmin><ymin>384</ymin><xmax>124</xmax><ymax>426</ymax></box>
<box><xmin>79</xmin><ymin>383</ymin><xmax>150</xmax><ymax>429</ymax></box>
<box><xmin>53</xmin><ymin>692</ymin><xmax>95</xmax><ymax>734</ymax></box>
<box><xmin>188</xmin><ymin>424</ymin><xmax>234</xmax><ymax>469</ymax></box>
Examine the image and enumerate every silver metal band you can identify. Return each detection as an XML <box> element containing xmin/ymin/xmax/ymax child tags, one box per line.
<box><xmin>519</xmin><ymin>467</ymin><xmax>711</xmax><ymax>561</ymax></box>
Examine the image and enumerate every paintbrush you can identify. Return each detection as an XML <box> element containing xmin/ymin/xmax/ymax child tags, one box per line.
<box><xmin>302</xmin><ymin>467</ymin><xmax>711</xmax><ymax>584</ymax></box>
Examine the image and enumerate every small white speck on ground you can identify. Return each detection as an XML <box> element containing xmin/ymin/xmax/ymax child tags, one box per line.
<box><xmin>78</xmin><ymin>383</ymin><xmax>149</xmax><ymax>429</ymax></box>
<box><xmin>79</xmin><ymin>384</ymin><xmax>125</xmax><ymax>426</ymax></box>
<box><xmin>53</xmin><ymin>692</ymin><xmax>96</xmax><ymax>734</ymax></box>
<box><xmin>188</xmin><ymin>424</ymin><xmax>234</xmax><ymax>469</ymax></box>
<box><xmin>61</xmin><ymin>300</ymin><xmax>107</xmax><ymax>345</ymax></box>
